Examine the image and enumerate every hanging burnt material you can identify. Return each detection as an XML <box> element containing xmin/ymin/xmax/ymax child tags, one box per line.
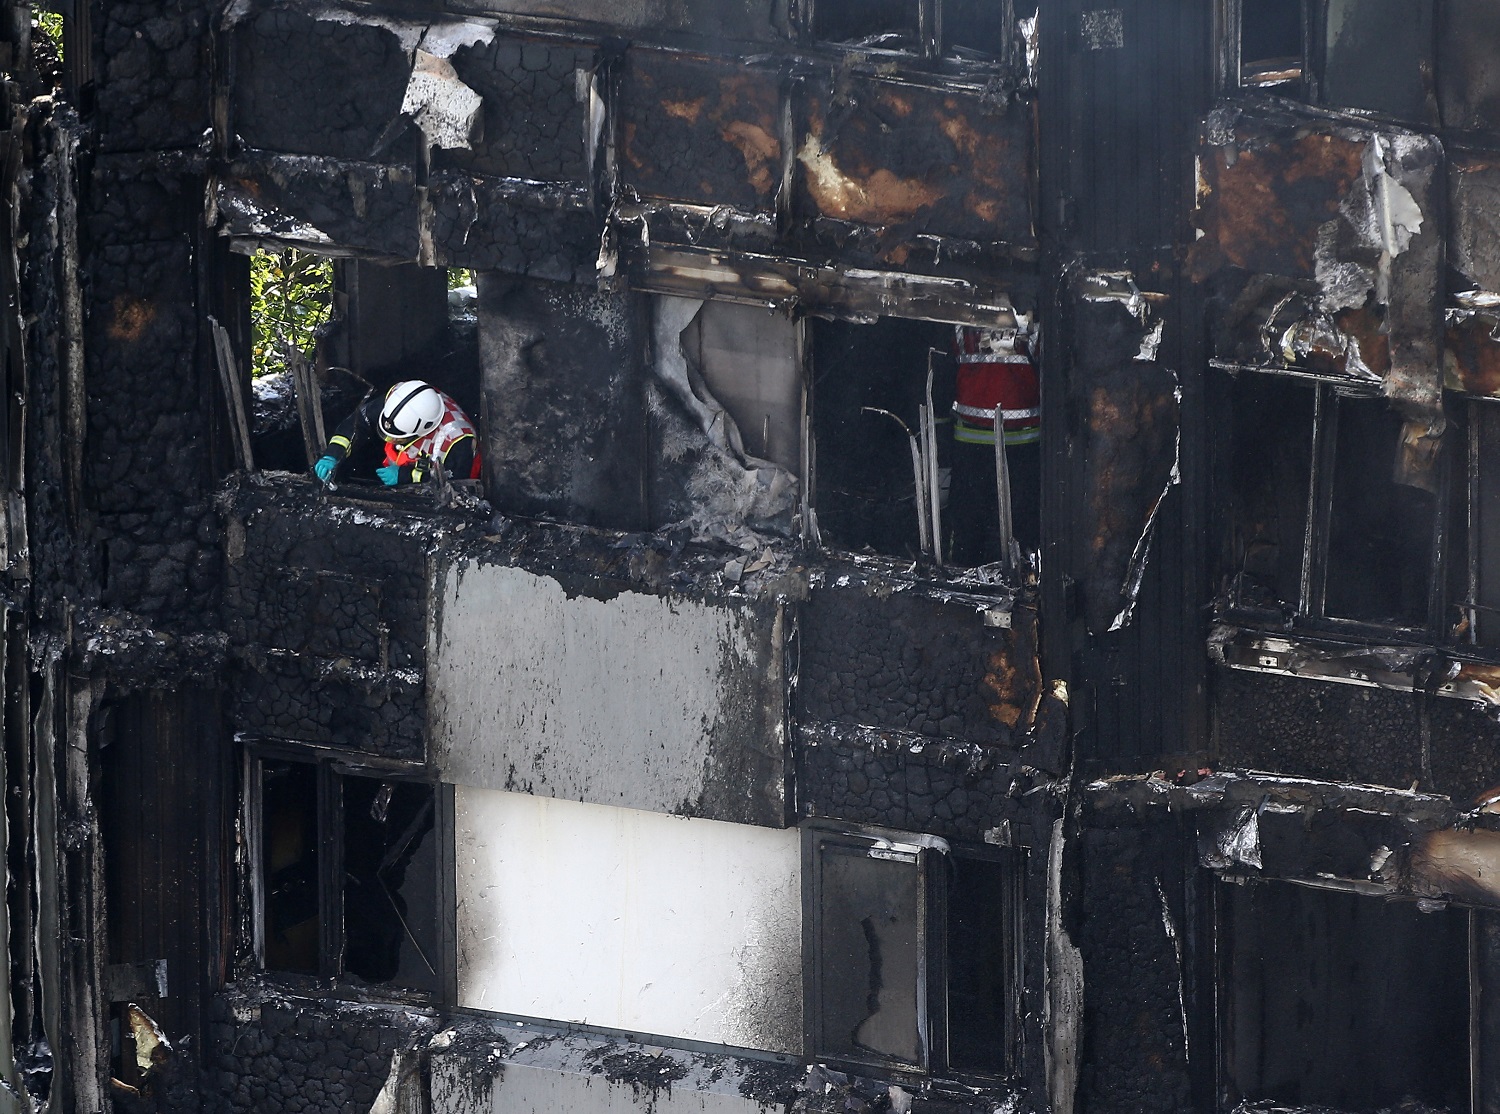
<box><xmin>1066</xmin><ymin>270</ymin><xmax>1178</xmax><ymax>634</ymax></box>
<box><xmin>1192</xmin><ymin>105</ymin><xmax>1447</xmax><ymax>492</ymax></box>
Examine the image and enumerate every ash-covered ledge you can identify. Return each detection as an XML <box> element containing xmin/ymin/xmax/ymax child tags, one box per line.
<box><xmin>1211</xmin><ymin>624</ymin><xmax>1500</xmax><ymax>707</ymax></box>
<box><xmin>1087</xmin><ymin>769</ymin><xmax>1500</xmax><ymax>910</ymax></box>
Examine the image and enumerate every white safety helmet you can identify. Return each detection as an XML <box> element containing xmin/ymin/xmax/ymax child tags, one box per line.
<box><xmin>379</xmin><ymin>381</ymin><xmax>444</xmax><ymax>442</ymax></box>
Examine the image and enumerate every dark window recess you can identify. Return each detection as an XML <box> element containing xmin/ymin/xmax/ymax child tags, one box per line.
<box><xmin>261</xmin><ymin>760</ymin><xmax>320</xmax><ymax>975</ymax></box>
<box><xmin>1320</xmin><ymin>0</ymin><xmax>1436</xmax><ymax>123</ymax></box>
<box><xmin>945</xmin><ymin>854</ymin><xmax>1021</xmax><ymax>1076</ymax></box>
<box><xmin>806</xmin><ymin>829</ymin><xmax>1022</xmax><ymax>1078</ymax></box>
<box><xmin>1222</xmin><ymin>372</ymin><xmax>1314</xmax><ymax>611</ymax></box>
<box><xmin>343</xmin><ymin>778</ymin><xmax>440</xmax><ymax>991</ymax></box>
<box><xmin>1216</xmin><ymin>371</ymin><xmax>1446</xmax><ymax>632</ymax></box>
<box><xmin>257</xmin><ymin>755</ymin><xmax>439</xmax><ymax>993</ymax></box>
<box><xmin>814</xmin><ymin>317</ymin><xmax>948</xmax><ymax>560</ymax></box>
<box><xmin>943</xmin><ymin>0</ymin><xmax>1008</xmax><ymax>60</ymax></box>
<box><xmin>1472</xmin><ymin>404</ymin><xmax>1500</xmax><ymax>644</ymax></box>
<box><xmin>1240</xmin><ymin>0</ymin><xmax>1303</xmax><ymax>86</ymax></box>
<box><xmin>1323</xmin><ymin>397</ymin><xmax>1437</xmax><ymax>626</ymax></box>
<box><xmin>814</xmin><ymin>0</ymin><xmax>921</xmax><ymax>48</ymax></box>
<box><xmin>1226</xmin><ymin>880</ymin><xmax>1471</xmax><ymax>1113</ymax></box>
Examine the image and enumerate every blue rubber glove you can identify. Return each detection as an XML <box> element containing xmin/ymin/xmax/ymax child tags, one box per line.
<box><xmin>376</xmin><ymin>463</ymin><xmax>402</xmax><ymax>486</ymax></box>
<box><xmin>314</xmin><ymin>455</ymin><xmax>338</xmax><ymax>484</ymax></box>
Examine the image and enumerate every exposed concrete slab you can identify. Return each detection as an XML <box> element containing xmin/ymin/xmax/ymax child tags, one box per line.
<box><xmin>429</xmin><ymin>556</ymin><xmax>789</xmax><ymax>826</ymax></box>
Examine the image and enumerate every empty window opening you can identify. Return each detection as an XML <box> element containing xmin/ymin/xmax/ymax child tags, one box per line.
<box><xmin>943</xmin><ymin>0</ymin><xmax>1012</xmax><ymax>61</ymax></box>
<box><xmin>674</xmin><ymin>299</ymin><xmax>801</xmax><ymax>473</ymax></box>
<box><xmin>1225</xmin><ymin>880</ymin><xmax>1471</xmax><ymax>1112</ymax></box>
<box><xmin>255</xmin><ymin>753</ymin><xmax>439</xmax><ymax>993</ymax></box>
<box><xmin>813</xmin><ymin>316</ymin><xmax>1038</xmax><ymax>568</ymax></box>
<box><xmin>1320</xmin><ymin>0</ymin><xmax>1435</xmax><ymax>123</ymax></box>
<box><xmin>806</xmin><ymin>828</ymin><xmax>1023</xmax><ymax>1078</ymax></box>
<box><xmin>1240</xmin><ymin>0</ymin><xmax>1304</xmax><ymax>87</ymax></box>
<box><xmin>1323</xmin><ymin>396</ymin><xmax>1438</xmax><ymax>626</ymax></box>
<box><xmin>813</xmin><ymin>317</ymin><xmax>952</xmax><ymax>561</ymax></box>
<box><xmin>1216</xmin><ymin>370</ymin><xmax>1443</xmax><ymax>631</ymax></box>
<box><xmin>814</xmin><ymin>0</ymin><xmax>922</xmax><ymax>50</ymax></box>
<box><xmin>249</xmin><ymin>248</ymin><xmax>334</xmax><ymax>381</ymax></box>
<box><xmin>945</xmin><ymin>853</ymin><xmax>1022</xmax><ymax>1076</ymax></box>
<box><xmin>647</xmin><ymin>295</ymin><xmax>802</xmax><ymax>538</ymax></box>
<box><xmin>342</xmin><ymin>777</ymin><xmax>440</xmax><ymax>992</ymax></box>
<box><xmin>241</xmin><ymin>253</ymin><xmax>482</xmax><ymax>483</ymax></box>
<box><xmin>260</xmin><ymin>759</ymin><xmax>320</xmax><ymax>975</ymax></box>
<box><xmin>1221</xmin><ymin>371</ymin><xmax>1314</xmax><ymax>612</ymax></box>
<box><xmin>32</xmin><ymin>6</ymin><xmax>63</xmax><ymax>89</ymax></box>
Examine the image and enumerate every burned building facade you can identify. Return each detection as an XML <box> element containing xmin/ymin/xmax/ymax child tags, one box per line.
<box><xmin>0</xmin><ymin>0</ymin><xmax>1497</xmax><ymax>1111</ymax></box>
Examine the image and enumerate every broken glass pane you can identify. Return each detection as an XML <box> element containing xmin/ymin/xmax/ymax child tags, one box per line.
<box><xmin>261</xmin><ymin>760</ymin><xmax>320</xmax><ymax>974</ymax></box>
<box><xmin>342</xmin><ymin>777</ymin><xmax>440</xmax><ymax>993</ymax></box>
<box><xmin>814</xmin><ymin>834</ymin><xmax>925</xmax><ymax>1068</ymax></box>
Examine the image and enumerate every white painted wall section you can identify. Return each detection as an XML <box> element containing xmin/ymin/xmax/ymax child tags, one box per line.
<box><xmin>429</xmin><ymin>560</ymin><xmax>786</xmax><ymax>825</ymax></box>
<box><xmin>455</xmin><ymin>787</ymin><xmax>803</xmax><ymax>1054</ymax></box>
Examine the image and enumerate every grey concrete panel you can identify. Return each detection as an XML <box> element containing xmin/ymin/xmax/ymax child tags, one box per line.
<box><xmin>429</xmin><ymin>556</ymin><xmax>789</xmax><ymax>825</ymax></box>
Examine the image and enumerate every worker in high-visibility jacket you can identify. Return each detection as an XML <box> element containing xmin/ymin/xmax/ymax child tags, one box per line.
<box><xmin>948</xmin><ymin>322</ymin><xmax>1041</xmax><ymax>564</ymax></box>
<box><xmin>313</xmin><ymin>380</ymin><xmax>481</xmax><ymax>487</ymax></box>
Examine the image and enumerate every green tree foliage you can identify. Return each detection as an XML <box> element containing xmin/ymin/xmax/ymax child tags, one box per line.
<box><xmin>249</xmin><ymin>248</ymin><xmax>334</xmax><ymax>378</ymax></box>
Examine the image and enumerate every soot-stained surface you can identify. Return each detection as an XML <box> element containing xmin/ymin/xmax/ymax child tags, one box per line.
<box><xmin>796</xmin><ymin>721</ymin><xmax>1050</xmax><ymax>842</ymax></box>
<box><xmin>232</xmin><ymin>8</ymin><xmax>415</xmax><ymax>162</ymax></box>
<box><xmin>797</xmin><ymin>586</ymin><xmax>1022</xmax><ymax>743</ymax></box>
<box><xmin>222</xmin><ymin>477</ymin><xmax>479</xmax><ymax>757</ymax></box>
<box><xmin>1209</xmin><ymin>668</ymin><xmax>1500</xmax><ymax>797</ymax></box>
<box><xmin>430</xmin><ymin>175</ymin><xmax>600</xmax><ymax>279</ymax></box>
<box><xmin>798</xmin><ymin>77</ymin><xmax>1034</xmax><ymax>248</ymax></box>
<box><xmin>207</xmin><ymin>988</ymin><xmax>438</xmax><ymax>1114</ymax></box>
<box><xmin>84</xmin><ymin>156</ymin><xmax>221</xmax><ymax>627</ymax></box>
<box><xmin>1075</xmin><ymin>824</ymin><xmax>1192</xmax><ymax>1114</ymax></box>
<box><xmin>98</xmin><ymin>0</ymin><xmax>211</xmax><ymax>152</ymax></box>
<box><xmin>439</xmin><ymin>37</ymin><xmax>592</xmax><ymax>183</ymax></box>
<box><xmin>621</xmin><ymin>52</ymin><xmax>782</xmax><ymax>212</ymax></box>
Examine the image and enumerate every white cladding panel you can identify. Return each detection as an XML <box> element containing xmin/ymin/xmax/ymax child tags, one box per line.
<box><xmin>455</xmin><ymin>788</ymin><xmax>803</xmax><ymax>1054</ymax></box>
<box><xmin>429</xmin><ymin>561</ymin><xmax>785</xmax><ymax>825</ymax></box>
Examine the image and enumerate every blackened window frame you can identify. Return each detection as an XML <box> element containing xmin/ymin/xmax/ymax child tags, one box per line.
<box><xmin>244</xmin><ymin>738</ymin><xmax>451</xmax><ymax>1002</ymax></box>
<box><xmin>802</xmin><ymin>824</ymin><xmax>1025</xmax><ymax>1083</ymax></box>
<box><xmin>1213</xmin><ymin>874</ymin><xmax>1480</xmax><ymax>1114</ymax></box>
<box><xmin>1212</xmin><ymin>366</ymin><xmax>1463</xmax><ymax>643</ymax></box>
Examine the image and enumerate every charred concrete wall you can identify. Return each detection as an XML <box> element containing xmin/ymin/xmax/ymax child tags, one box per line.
<box><xmin>221</xmin><ymin>476</ymin><xmax>476</xmax><ymax>759</ymax></box>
